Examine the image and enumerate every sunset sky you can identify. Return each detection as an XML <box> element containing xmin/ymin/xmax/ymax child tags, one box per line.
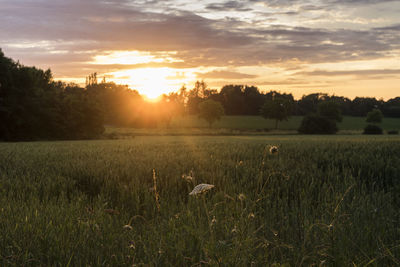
<box><xmin>1</xmin><ymin>0</ymin><xmax>399</xmax><ymax>100</ymax></box>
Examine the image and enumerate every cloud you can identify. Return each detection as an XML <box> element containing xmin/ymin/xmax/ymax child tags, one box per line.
<box><xmin>1</xmin><ymin>0</ymin><xmax>399</xmax><ymax>81</ymax></box>
<box><xmin>298</xmin><ymin>69</ymin><xmax>400</xmax><ymax>77</ymax></box>
<box><xmin>206</xmin><ymin>1</ymin><xmax>252</xmax><ymax>11</ymax></box>
<box><xmin>196</xmin><ymin>70</ymin><xmax>258</xmax><ymax>79</ymax></box>
<box><xmin>327</xmin><ymin>0</ymin><xmax>398</xmax><ymax>5</ymax></box>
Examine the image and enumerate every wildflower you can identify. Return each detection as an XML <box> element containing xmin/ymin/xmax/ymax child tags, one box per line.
<box><xmin>129</xmin><ymin>240</ymin><xmax>136</xmax><ymax>250</ymax></box>
<box><xmin>269</xmin><ymin>145</ymin><xmax>278</xmax><ymax>154</ymax></box>
<box><xmin>181</xmin><ymin>174</ymin><xmax>194</xmax><ymax>182</ymax></box>
<box><xmin>182</xmin><ymin>170</ymin><xmax>195</xmax><ymax>182</ymax></box>
<box><xmin>231</xmin><ymin>225</ymin><xmax>238</xmax><ymax>233</ymax></box>
<box><xmin>211</xmin><ymin>216</ymin><xmax>217</xmax><ymax>226</ymax></box>
<box><xmin>123</xmin><ymin>225</ymin><xmax>133</xmax><ymax>230</ymax></box>
<box><xmin>189</xmin><ymin>183</ymin><xmax>215</xmax><ymax>196</ymax></box>
<box><xmin>238</xmin><ymin>193</ymin><xmax>246</xmax><ymax>201</ymax></box>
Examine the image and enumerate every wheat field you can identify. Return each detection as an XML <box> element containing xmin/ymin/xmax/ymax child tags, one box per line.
<box><xmin>0</xmin><ymin>136</ymin><xmax>399</xmax><ymax>265</ymax></box>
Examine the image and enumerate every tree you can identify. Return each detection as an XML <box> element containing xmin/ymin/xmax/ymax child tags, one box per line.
<box><xmin>318</xmin><ymin>101</ymin><xmax>342</xmax><ymax>122</ymax></box>
<box><xmin>243</xmin><ymin>86</ymin><xmax>265</xmax><ymax>115</ymax></box>
<box><xmin>366</xmin><ymin>109</ymin><xmax>383</xmax><ymax>124</ymax></box>
<box><xmin>297</xmin><ymin>93</ymin><xmax>326</xmax><ymax>115</ymax></box>
<box><xmin>260</xmin><ymin>95</ymin><xmax>293</xmax><ymax>129</ymax></box>
<box><xmin>219</xmin><ymin>85</ymin><xmax>246</xmax><ymax>115</ymax></box>
<box><xmin>198</xmin><ymin>100</ymin><xmax>224</xmax><ymax>127</ymax></box>
<box><xmin>351</xmin><ymin>97</ymin><xmax>381</xmax><ymax>116</ymax></box>
<box><xmin>0</xmin><ymin>50</ymin><xmax>104</xmax><ymax>141</ymax></box>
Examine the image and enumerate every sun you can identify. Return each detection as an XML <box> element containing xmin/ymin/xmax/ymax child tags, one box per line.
<box><xmin>112</xmin><ymin>68</ymin><xmax>176</xmax><ymax>100</ymax></box>
<box><xmin>90</xmin><ymin>50</ymin><xmax>194</xmax><ymax>100</ymax></box>
<box><xmin>106</xmin><ymin>67</ymin><xmax>195</xmax><ymax>100</ymax></box>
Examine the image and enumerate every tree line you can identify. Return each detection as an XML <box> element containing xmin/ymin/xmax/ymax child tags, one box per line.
<box><xmin>1</xmin><ymin>49</ymin><xmax>399</xmax><ymax>140</ymax></box>
<box><xmin>184</xmin><ymin>82</ymin><xmax>400</xmax><ymax>118</ymax></box>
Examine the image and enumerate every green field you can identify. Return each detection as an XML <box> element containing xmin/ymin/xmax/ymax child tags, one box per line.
<box><xmin>0</xmin><ymin>136</ymin><xmax>399</xmax><ymax>265</ymax></box>
<box><xmin>105</xmin><ymin>115</ymin><xmax>400</xmax><ymax>138</ymax></box>
<box><xmin>168</xmin><ymin>115</ymin><xmax>400</xmax><ymax>131</ymax></box>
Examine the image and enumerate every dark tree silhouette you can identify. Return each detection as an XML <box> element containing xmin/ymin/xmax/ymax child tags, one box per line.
<box><xmin>318</xmin><ymin>101</ymin><xmax>342</xmax><ymax>122</ymax></box>
<box><xmin>260</xmin><ymin>92</ymin><xmax>294</xmax><ymax>129</ymax></box>
<box><xmin>0</xmin><ymin>50</ymin><xmax>104</xmax><ymax>141</ymax></box>
<box><xmin>198</xmin><ymin>99</ymin><xmax>224</xmax><ymax>127</ymax></box>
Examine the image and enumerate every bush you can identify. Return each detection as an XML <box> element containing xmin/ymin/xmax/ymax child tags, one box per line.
<box><xmin>298</xmin><ymin>114</ymin><xmax>338</xmax><ymax>134</ymax></box>
<box><xmin>363</xmin><ymin>125</ymin><xmax>383</xmax><ymax>135</ymax></box>
<box><xmin>387</xmin><ymin>130</ymin><xmax>399</xmax><ymax>135</ymax></box>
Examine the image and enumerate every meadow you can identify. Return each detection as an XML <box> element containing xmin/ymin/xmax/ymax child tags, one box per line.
<box><xmin>105</xmin><ymin>115</ymin><xmax>400</xmax><ymax>138</ymax></box>
<box><xmin>0</xmin><ymin>135</ymin><xmax>399</xmax><ymax>266</ymax></box>
<box><xmin>169</xmin><ymin>115</ymin><xmax>400</xmax><ymax>131</ymax></box>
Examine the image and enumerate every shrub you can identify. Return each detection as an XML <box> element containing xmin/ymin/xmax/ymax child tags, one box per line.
<box><xmin>298</xmin><ymin>114</ymin><xmax>338</xmax><ymax>134</ymax></box>
<box><xmin>363</xmin><ymin>124</ymin><xmax>383</xmax><ymax>135</ymax></box>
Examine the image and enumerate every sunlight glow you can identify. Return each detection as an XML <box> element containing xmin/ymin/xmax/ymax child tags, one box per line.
<box><xmin>107</xmin><ymin>67</ymin><xmax>196</xmax><ymax>100</ymax></box>
<box><xmin>92</xmin><ymin>50</ymin><xmax>182</xmax><ymax>65</ymax></box>
<box><xmin>90</xmin><ymin>50</ymin><xmax>196</xmax><ymax>100</ymax></box>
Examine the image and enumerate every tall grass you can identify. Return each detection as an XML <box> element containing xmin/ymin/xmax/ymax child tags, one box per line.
<box><xmin>0</xmin><ymin>136</ymin><xmax>399</xmax><ymax>265</ymax></box>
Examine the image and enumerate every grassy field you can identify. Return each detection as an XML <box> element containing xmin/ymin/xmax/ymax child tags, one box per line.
<box><xmin>105</xmin><ymin>115</ymin><xmax>400</xmax><ymax>138</ymax></box>
<box><xmin>0</xmin><ymin>136</ymin><xmax>399</xmax><ymax>265</ymax></box>
<box><xmin>168</xmin><ymin>115</ymin><xmax>400</xmax><ymax>131</ymax></box>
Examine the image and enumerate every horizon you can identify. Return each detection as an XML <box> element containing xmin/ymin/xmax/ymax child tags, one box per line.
<box><xmin>1</xmin><ymin>0</ymin><xmax>399</xmax><ymax>100</ymax></box>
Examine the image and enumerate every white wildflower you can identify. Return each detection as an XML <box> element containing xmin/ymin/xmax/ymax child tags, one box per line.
<box><xmin>189</xmin><ymin>183</ymin><xmax>215</xmax><ymax>196</ymax></box>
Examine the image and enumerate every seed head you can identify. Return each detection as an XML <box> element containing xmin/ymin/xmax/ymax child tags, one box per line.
<box><xmin>123</xmin><ymin>225</ymin><xmax>133</xmax><ymax>230</ymax></box>
<box><xmin>231</xmin><ymin>225</ymin><xmax>238</xmax><ymax>233</ymax></box>
<box><xmin>182</xmin><ymin>174</ymin><xmax>194</xmax><ymax>182</ymax></box>
<box><xmin>182</xmin><ymin>170</ymin><xmax>195</xmax><ymax>182</ymax></box>
<box><xmin>189</xmin><ymin>183</ymin><xmax>215</xmax><ymax>196</ymax></box>
<box><xmin>269</xmin><ymin>146</ymin><xmax>279</xmax><ymax>154</ymax></box>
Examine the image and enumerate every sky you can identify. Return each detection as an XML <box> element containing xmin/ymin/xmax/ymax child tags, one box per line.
<box><xmin>1</xmin><ymin>0</ymin><xmax>400</xmax><ymax>100</ymax></box>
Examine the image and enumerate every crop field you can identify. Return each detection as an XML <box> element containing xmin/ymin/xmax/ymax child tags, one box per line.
<box><xmin>0</xmin><ymin>136</ymin><xmax>399</xmax><ymax>265</ymax></box>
